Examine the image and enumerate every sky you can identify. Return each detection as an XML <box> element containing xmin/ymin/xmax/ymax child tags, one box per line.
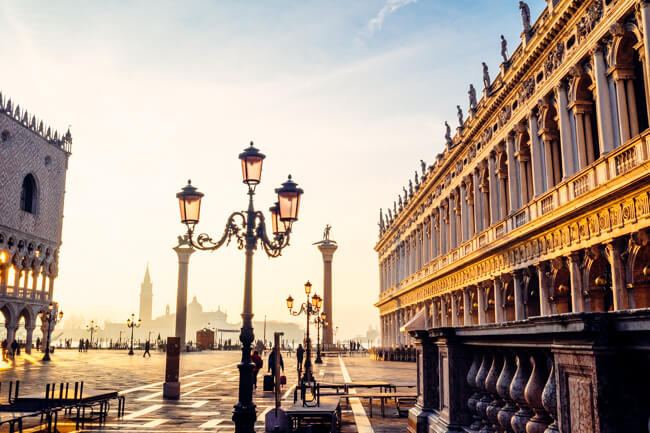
<box><xmin>0</xmin><ymin>0</ymin><xmax>547</xmax><ymax>339</ymax></box>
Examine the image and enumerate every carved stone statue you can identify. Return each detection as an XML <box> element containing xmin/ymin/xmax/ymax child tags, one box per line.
<box><xmin>414</xmin><ymin>170</ymin><xmax>419</xmax><ymax>186</ymax></box>
<box><xmin>444</xmin><ymin>121</ymin><xmax>452</xmax><ymax>146</ymax></box>
<box><xmin>501</xmin><ymin>35</ymin><xmax>509</xmax><ymax>62</ymax></box>
<box><xmin>403</xmin><ymin>186</ymin><xmax>408</xmax><ymax>201</ymax></box>
<box><xmin>323</xmin><ymin>224</ymin><xmax>332</xmax><ymax>241</ymax></box>
<box><xmin>420</xmin><ymin>159</ymin><xmax>427</xmax><ymax>175</ymax></box>
<box><xmin>393</xmin><ymin>201</ymin><xmax>397</xmax><ymax>216</ymax></box>
<box><xmin>468</xmin><ymin>84</ymin><xmax>477</xmax><ymax>110</ymax></box>
<box><xmin>519</xmin><ymin>1</ymin><xmax>531</xmax><ymax>33</ymax></box>
<box><xmin>482</xmin><ymin>62</ymin><xmax>491</xmax><ymax>89</ymax></box>
<box><xmin>456</xmin><ymin>105</ymin><xmax>464</xmax><ymax>127</ymax></box>
<box><xmin>378</xmin><ymin>209</ymin><xmax>385</xmax><ymax>232</ymax></box>
<box><xmin>387</xmin><ymin>208</ymin><xmax>393</xmax><ymax>221</ymax></box>
<box><xmin>398</xmin><ymin>196</ymin><xmax>403</xmax><ymax>210</ymax></box>
<box><xmin>409</xmin><ymin>179</ymin><xmax>414</xmax><ymax>197</ymax></box>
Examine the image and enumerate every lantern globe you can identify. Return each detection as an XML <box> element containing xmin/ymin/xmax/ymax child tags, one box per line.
<box><xmin>304</xmin><ymin>281</ymin><xmax>312</xmax><ymax>295</ymax></box>
<box><xmin>238</xmin><ymin>142</ymin><xmax>266</xmax><ymax>185</ymax></box>
<box><xmin>59</xmin><ymin>311</ymin><xmax>64</xmax><ymax>320</ymax></box>
<box><xmin>320</xmin><ymin>312</ymin><xmax>326</xmax><ymax>321</ymax></box>
<box><xmin>317</xmin><ymin>296</ymin><xmax>323</xmax><ymax>308</ymax></box>
<box><xmin>269</xmin><ymin>202</ymin><xmax>287</xmax><ymax>235</ymax></box>
<box><xmin>176</xmin><ymin>180</ymin><xmax>204</xmax><ymax>226</ymax></box>
<box><xmin>275</xmin><ymin>175</ymin><xmax>304</xmax><ymax>222</ymax></box>
<box><xmin>286</xmin><ymin>295</ymin><xmax>294</xmax><ymax>310</ymax></box>
<box><xmin>137</xmin><ymin>318</ymin><xmax>142</xmax><ymax>326</ymax></box>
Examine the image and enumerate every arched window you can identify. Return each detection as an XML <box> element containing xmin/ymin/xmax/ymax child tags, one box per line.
<box><xmin>20</xmin><ymin>174</ymin><xmax>37</xmax><ymax>214</ymax></box>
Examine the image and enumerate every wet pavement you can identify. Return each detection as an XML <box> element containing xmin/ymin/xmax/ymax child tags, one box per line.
<box><xmin>0</xmin><ymin>349</ymin><xmax>416</xmax><ymax>432</ymax></box>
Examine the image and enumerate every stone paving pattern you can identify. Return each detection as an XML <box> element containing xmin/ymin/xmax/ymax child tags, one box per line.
<box><xmin>0</xmin><ymin>349</ymin><xmax>416</xmax><ymax>432</ymax></box>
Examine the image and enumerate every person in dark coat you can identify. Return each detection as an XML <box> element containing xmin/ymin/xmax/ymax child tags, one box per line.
<box><xmin>251</xmin><ymin>350</ymin><xmax>263</xmax><ymax>389</ymax></box>
<box><xmin>296</xmin><ymin>344</ymin><xmax>305</xmax><ymax>372</ymax></box>
<box><xmin>143</xmin><ymin>340</ymin><xmax>151</xmax><ymax>358</ymax></box>
<box><xmin>10</xmin><ymin>340</ymin><xmax>18</xmax><ymax>357</ymax></box>
<box><xmin>267</xmin><ymin>349</ymin><xmax>284</xmax><ymax>373</ymax></box>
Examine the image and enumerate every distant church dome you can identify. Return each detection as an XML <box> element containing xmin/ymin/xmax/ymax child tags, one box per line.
<box><xmin>188</xmin><ymin>295</ymin><xmax>203</xmax><ymax>317</ymax></box>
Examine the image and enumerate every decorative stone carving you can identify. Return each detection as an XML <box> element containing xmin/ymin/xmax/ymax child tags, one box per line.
<box><xmin>517</xmin><ymin>77</ymin><xmax>536</xmax><ymax>106</ymax></box>
<box><xmin>577</xmin><ymin>0</ymin><xmax>603</xmax><ymax>41</ymax></box>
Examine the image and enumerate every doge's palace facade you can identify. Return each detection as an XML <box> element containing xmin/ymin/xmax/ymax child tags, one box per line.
<box><xmin>0</xmin><ymin>95</ymin><xmax>71</xmax><ymax>353</ymax></box>
<box><xmin>376</xmin><ymin>0</ymin><xmax>650</xmax><ymax>347</ymax></box>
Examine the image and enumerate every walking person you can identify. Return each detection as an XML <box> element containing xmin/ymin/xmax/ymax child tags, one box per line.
<box><xmin>10</xmin><ymin>340</ymin><xmax>18</xmax><ymax>358</ymax></box>
<box><xmin>1</xmin><ymin>339</ymin><xmax>7</xmax><ymax>362</ymax></box>
<box><xmin>251</xmin><ymin>350</ymin><xmax>263</xmax><ymax>389</ymax></box>
<box><xmin>296</xmin><ymin>344</ymin><xmax>305</xmax><ymax>374</ymax></box>
<box><xmin>267</xmin><ymin>348</ymin><xmax>285</xmax><ymax>388</ymax></box>
<box><xmin>143</xmin><ymin>340</ymin><xmax>151</xmax><ymax>358</ymax></box>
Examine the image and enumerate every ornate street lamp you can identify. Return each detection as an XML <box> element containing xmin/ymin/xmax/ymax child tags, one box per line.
<box><xmin>176</xmin><ymin>141</ymin><xmax>303</xmax><ymax>433</ymax></box>
<box><xmin>126</xmin><ymin>314</ymin><xmax>141</xmax><ymax>356</ymax></box>
<box><xmin>86</xmin><ymin>321</ymin><xmax>99</xmax><ymax>348</ymax></box>
<box><xmin>41</xmin><ymin>303</ymin><xmax>63</xmax><ymax>362</ymax></box>
<box><xmin>287</xmin><ymin>281</ymin><xmax>322</xmax><ymax>383</ymax></box>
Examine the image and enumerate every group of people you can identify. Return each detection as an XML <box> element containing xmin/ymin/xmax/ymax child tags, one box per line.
<box><xmin>250</xmin><ymin>344</ymin><xmax>308</xmax><ymax>390</ymax></box>
<box><xmin>1</xmin><ymin>339</ymin><xmax>21</xmax><ymax>361</ymax></box>
<box><xmin>78</xmin><ymin>339</ymin><xmax>92</xmax><ymax>352</ymax></box>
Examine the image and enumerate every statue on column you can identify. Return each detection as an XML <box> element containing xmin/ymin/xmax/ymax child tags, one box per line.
<box><xmin>482</xmin><ymin>62</ymin><xmax>491</xmax><ymax>89</ymax></box>
<box><xmin>322</xmin><ymin>224</ymin><xmax>332</xmax><ymax>241</ymax></box>
<box><xmin>501</xmin><ymin>35</ymin><xmax>509</xmax><ymax>62</ymax></box>
<box><xmin>444</xmin><ymin>121</ymin><xmax>453</xmax><ymax>147</ymax></box>
<box><xmin>468</xmin><ymin>84</ymin><xmax>477</xmax><ymax>111</ymax></box>
<box><xmin>457</xmin><ymin>105</ymin><xmax>464</xmax><ymax>127</ymax></box>
<box><xmin>519</xmin><ymin>1</ymin><xmax>531</xmax><ymax>33</ymax></box>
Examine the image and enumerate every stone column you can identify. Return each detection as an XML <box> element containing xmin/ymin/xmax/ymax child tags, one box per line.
<box><xmin>506</xmin><ymin>133</ymin><xmax>520</xmax><ymax>210</ymax></box>
<box><xmin>605</xmin><ymin>240</ymin><xmax>630</xmax><ymax>311</ymax></box>
<box><xmin>477</xmin><ymin>285</ymin><xmax>486</xmax><ymax>325</ymax></box>
<box><xmin>409</xmin><ymin>331</ymin><xmax>439</xmax><ymax>433</ymax></box>
<box><xmin>488</xmin><ymin>152</ymin><xmax>499</xmax><ymax>224</ymax></box>
<box><xmin>47</xmin><ymin>277</ymin><xmax>54</xmax><ymax>301</ymax></box>
<box><xmin>440</xmin><ymin>297</ymin><xmax>449</xmax><ymax>327</ymax></box>
<box><xmin>574</xmin><ymin>110</ymin><xmax>588</xmax><ymax>170</ymax></box>
<box><xmin>0</xmin><ymin>264</ymin><xmax>7</xmax><ymax>297</ymax></box>
<box><xmin>460</xmin><ymin>184</ymin><xmax>468</xmax><ymax>242</ymax></box>
<box><xmin>567</xmin><ymin>252</ymin><xmax>586</xmax><ymax>313</ymax></box>
<box><xmin>613</xmin><ymin>73</ymin><xmax>632</xmax><ymax>143</ymax></box>
<box><xmin>462</xmin><ymin>288</ymin><xmax>471</xmax><ymax>326</ymax></box>
<box><xmin>513</xmin><ymin>270</ymin><xmax>525</xmax><ymax>321</ymax></box>
<box><xmin>536</xmin><ymin>262</ymin><xmax>552</xmax><ymax>316</ymax></box>
<box><xmin>6</xmin><ymin>324</ymin><xmax>17</xmax><ymax>349</ymax></box>
<box><xmin>517</xmin><ymin>152</ymin><xmax>530</xmax><ymax>205</ymax></box>
<box><xmin>25</xmin><ymin>326</ymin><xmax>34</xmax><ymax>354</ymax></box>
<box><xmin>449</xmin><ymin>195</ymin><xmax>457</xmax><ymax>250</ymax></box>
<box><xmin>431</xmin><ymin>299</ymin><xmax>439</xmax><ymax>328</ymax></box>
<box><xmin>592</xmin><ymin>45</ymin><xmax>616</xmax><ymax>154</ymax></box>
<box><xmin>527</xmin><ymin>113</ymin><xmax>543</xmax><ymax>197</ymax></box>
<box><xmin>494</xmin><ymin>277</ymin><xmax>504</xmax><ymax>323</ymax></box>
<box><xmin>465</xmin><ymin>178</ymin><xmax>475</xmax><ymax>238</ymax></box>
<box><xmin>173</xmin><ymin>239</ymin><xmax>195</xmax><ymax>347</ymax></box>
<box><xmin>640</xmin><ymin>1</ymin><xmax>650</xmax><ymax>125</ymax></box>
<box><xmin>473</xmin><ymin>169</ymin><xmax>483</xmax><ymax>232</ymax></box>
<box><xmin>451</xmin><ymin>294</ymin><xmax>460</xmax><ymax>327</ymax></box>
<box><xmin>318</xmin><ymin>241</ymin><xmax>338</xmax><ymax>347</ymax></box>
<box><xmin>555</xmin><ymin>80</ymin><xmax>575</xmax><ymax>178</ymax></box>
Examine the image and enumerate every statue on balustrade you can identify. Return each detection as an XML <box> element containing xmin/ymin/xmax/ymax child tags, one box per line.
<box><xmin>468</xmin><ymin>84</ymin><xmax>477</xmax><ymax>111</ymax></box>
<box><xmin>444</xmin><ymin>121</ymin><xmax>453</xmax><ymax>147</ymax></box>
<box><xmin>501</xmin><ymin>35</ymin><xmax>509</xmax><ymax>62</ymax></box>
<box><xmin>482</xmin><ymin>62</ymin><xmax>491</xmax><ymax>89</ymax></box>
<box><xmin>420</xmin><ymin>159</ymin><xmax>427</xmax><ymax>176</ymax></box>
<box><xmin>457</xmin><ymin>105</ymin><xmax>464</xmax><ymax>127</ymax></box>
<box><xmin>519</xmin><ymin>1</ymin><xmax>531</xmax><ymax>33</ymax></box>
<box><xmin>414</xmin><ymin>170</ymin><xmax>419</xmax><ymax>186</ymax></box>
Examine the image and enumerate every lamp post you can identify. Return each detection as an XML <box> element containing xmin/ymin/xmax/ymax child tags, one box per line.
<box><xmin>41</xmin><ymin>303</ymin><xmax>63</xmax><ymax>362</ymax></box>
<box><xmin>126</xmin><ymin>314</ymin><xmax>142</xmax><ymax>356</ymax></box>
<box><xmin>313</xmin><ymin>312</ymin><xmax>327</xmax><ymax>364</ymax></box>
<box><xmin>86</xmin><ymin>321</ymin><xmax>99</xmax><ymax>348</ymax></box>
<box><xmin>176</xmin><ymin>142</ymin><xmax>303</xmax><ymax>433</ymax></box>
<box><xmin>286</xmin><ymin>281</ymin><xmax>322</xmax><ymax>383</ymax></box>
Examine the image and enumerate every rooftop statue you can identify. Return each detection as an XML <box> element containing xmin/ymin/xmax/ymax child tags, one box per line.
<box><xmin>468</xmin><ymin>84</ymin><xmax>477</xmax><ymax>110</ymax></box>
<box><xmin>415</xmin><ymin>170</ymin><xmax>419</xmax><ymax>186</ymax></box>
<box><xmin>420</xmin><ymin>159</ymin><xmax>427</xmax><ymax>176</ymax></box>
<box><xmin>520</xmin><ymin>1</ymin><xmax>531</xmax><ymax>33</ymax></box>
<box><xmin>482</xmin><ymin>62</ymin><xmax>491</xmax><ymax>89</ymax></box>
<box><xmin>457</xmin><ymin>105</ymin><xmax>464</xmax><ymax>127</ymax></box>
<box><xmin>501</xmin><ymin>35</ymin><xmax>509</xmax><ymax>62</ymax></box>
<box><xmin>409</xmin><ymin>179</ymin><xmax>414</xmax><ymax>197</ymax></box>
<box><xmin>393</xmin><ymin>201</ymin><xmax>397</xmax><ymax>216</ymax></box>
<box><xmin>444</xmin><ymin>121</ymin><xmax>453</xmax><ymax>146</ymax></box>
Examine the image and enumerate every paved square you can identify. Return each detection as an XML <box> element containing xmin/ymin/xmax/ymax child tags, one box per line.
<box><xmin>0</xmin><ymin>350</ymin><xmax>415</xmax><ymax>432</ymax></box>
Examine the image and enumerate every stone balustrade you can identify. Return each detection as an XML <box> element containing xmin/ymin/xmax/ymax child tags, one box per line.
<box><xmin>407</xmin><ymin>310</ymin><xmax>650</xmax><ymax>433</ymax></box>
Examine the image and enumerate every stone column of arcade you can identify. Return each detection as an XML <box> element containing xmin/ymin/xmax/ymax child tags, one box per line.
<box><xmin>174</xmin><ymin>235</ymin><xmax>194</xmax><ymax>347</ymax></box>
<box><xmin>314</xmin><ymin>225</ymin><xmax>338</xmax><ymax>350</ymax></box>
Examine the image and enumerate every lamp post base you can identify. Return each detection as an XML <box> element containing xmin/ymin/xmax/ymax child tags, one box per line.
<box><xmin>232</xmin><ymin>402</ymin><xmax>257</xmax><ymax>433</ymax></box>
<box><xmin>128</xmin><ymin>349</ymin><xmax>134</xmax><ymax>356</ymax></box>
<box><xmin>42</xmin><ymin>352</ymin><xmax>51</xmax><ymax>362</ymax></box>
<box><xmin>315</xmin><ymin>355</ymin><xmax>323</xmax><ymax>364</ymax></box>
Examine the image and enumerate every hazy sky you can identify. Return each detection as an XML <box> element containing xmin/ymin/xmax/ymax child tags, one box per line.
<box><xmin>1</xmin><ymin>1</ymin><xmax>546</xmax><ymax>339</ymax></box>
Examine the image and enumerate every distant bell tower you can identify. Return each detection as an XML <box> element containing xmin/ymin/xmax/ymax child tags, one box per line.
<box><xmin>139</xmin><ymin>263</ymin><xmax>153</xmax><ymax>323</ymax></box>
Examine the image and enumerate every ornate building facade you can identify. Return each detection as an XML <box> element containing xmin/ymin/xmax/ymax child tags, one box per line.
<box><xmin>374</xmin><ymin>0</ymin><xmax>650</xmax><ymax>431</ymax></box>
<box><xmin>0</xmin><ymin>94</ymin><xmax>72</xmax><ymax>353</ymax></box>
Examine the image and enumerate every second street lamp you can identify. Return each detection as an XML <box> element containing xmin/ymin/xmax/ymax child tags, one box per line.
<box><xmin>286</xmin><ymin>281</ymin><xmax>321</xmax><ymax>383</ymax></box>
<box><xmin>126</xmin><ymin>314</ymin><xmax>141</xmax><ymax>356</ymax></box>
<box><xmin>314</xmin><ymin>311</ymin><xmax>326</xmax><ymax>364</ymax></box>
<box><xmin>176</xmin><ymin>141</ymin><xmax>303</xmax><ymax>433</ymax></box>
